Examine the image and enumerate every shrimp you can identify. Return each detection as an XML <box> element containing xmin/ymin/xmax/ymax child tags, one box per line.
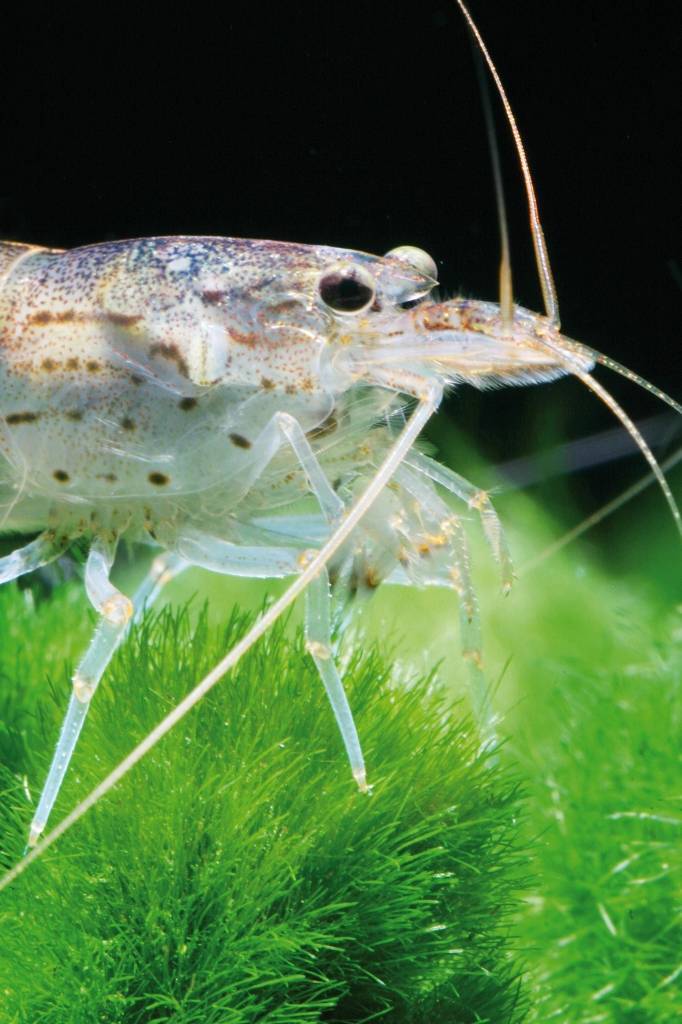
<box><xmin>1</xmin><ymin>0</ymin><xmax>681</xmax><ymax>892</ymax></box>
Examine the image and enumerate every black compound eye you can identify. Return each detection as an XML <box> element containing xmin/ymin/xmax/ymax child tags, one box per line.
<box><xmin>317</xmin><ymin>263</ymin><xmax>376</xmax><ymax>314</ymax></box>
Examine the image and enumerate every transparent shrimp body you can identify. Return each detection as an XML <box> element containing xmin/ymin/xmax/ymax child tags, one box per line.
<box><xmin>0</xmin><ymin>233</ymin><xmax>586</xmax><ymax>846</ymax></box>
<box><xmin>1</xmin><ymin>0</ymin><xmax>680</xmax><ymax>896</ymax></box>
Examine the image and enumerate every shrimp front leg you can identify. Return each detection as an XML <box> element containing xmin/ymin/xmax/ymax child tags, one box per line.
<box><xmin>28</xmin><ymin>549</ymin><xmax>194</xmax><ymax>846</ymax></box>
<box><xmin>0</xmin><ymin>530</ymin><xmax>71</xmax><ymax>584</ymax></box>
<box><xmin>28</xmin><ymin>534</ymin><xmax>134</xmax><ymax>847</ymax></box>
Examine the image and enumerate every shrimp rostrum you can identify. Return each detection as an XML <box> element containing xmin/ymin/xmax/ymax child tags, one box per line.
<box><xmin>2</xmin><ymin>3</ymin><xmax>682</xmax><ymax>886</ymax></box>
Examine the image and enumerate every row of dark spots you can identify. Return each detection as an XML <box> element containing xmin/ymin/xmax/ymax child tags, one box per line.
<box><xmin>8</xmin><ymin>395</ymin><xmax>201</xmax><ymax>431</ymax></box>
<box><xmin>30</xmin><ymin>309</ymin><xmax>81</xmax><ymax>326</ymax></box>
<box><xmin>51</xmin><ymin>468</ymin><xmax>171</xmax><ymax>487</ymax></box>
<box><xmin>42</xmin><ymin>357</ymin><xmax>101</xmax><ymax>373</ymax></box>
<box><xmin>29</xmin><ymin>309</ymin><xmax>141</xmax><ymax>329</ymax></box>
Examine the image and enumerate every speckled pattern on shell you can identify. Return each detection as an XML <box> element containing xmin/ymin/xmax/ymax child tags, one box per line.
<box><xmin>0</xmin><ymin>234</ymin><xmax>574</xmax><ymax>544</ymax></box>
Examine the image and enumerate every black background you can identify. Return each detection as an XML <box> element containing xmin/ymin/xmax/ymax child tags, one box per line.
<box><xmin>1</xmin><ymin>0</ymin><xmax>681</xmax><ymax>502</ymax></box>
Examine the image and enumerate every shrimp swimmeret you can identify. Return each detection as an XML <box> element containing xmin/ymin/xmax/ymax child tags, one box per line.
<box><xmin>1</xmin><ymin>0</ymin><xmax>681</xmax><ymax>891</ymax></box>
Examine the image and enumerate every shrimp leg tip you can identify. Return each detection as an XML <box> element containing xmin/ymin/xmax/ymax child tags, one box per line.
<box><xmin>26</xmin><ymin>825</ymin><xmax>42</xmax><ymax>850</ymax></box>
<box><xmin>354</xmin><ymin>768</ymin><xmax>370</xmax><ymax>793</ymax></box>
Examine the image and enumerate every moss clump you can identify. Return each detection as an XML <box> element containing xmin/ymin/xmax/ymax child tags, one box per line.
<box><xmin>0</xmin><ymin>587</ymin><xmax>527</xmax><ymax>1023</ymax></box>
<box><xmin>517</xmin><ymin>647</ymin><xmax>682</xmax><ymax>1024</ymax></box>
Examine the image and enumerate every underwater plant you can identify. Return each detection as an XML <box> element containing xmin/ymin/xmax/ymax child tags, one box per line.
<box><xmin>0</xmin><ymin>587</ymin><xmax>528</xmax><ymax>1023</ymax></box>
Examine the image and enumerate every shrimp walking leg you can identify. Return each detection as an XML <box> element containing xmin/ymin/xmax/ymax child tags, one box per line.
<box><xmin>230</xmin><ymin>411</ymin><xmax>345</xmax><ymax>524</ymax></box>
<box><xmin>404</xmin><ymin>451</ymin><xmax>514</xmax><ymax>592</ymax></box>
<box><xmin>174</xmin><ymin>530</ymin><xmax>308</xmax><ymax>578</ymax></box>
<box><xmin>306</xmin><ymin>565</ymin><xmax>367</xmax><ymax>791</ymax></box>
<box><xmin>389</xmin><ymin>463</ymin><xmax>492</xmax><ymax>732</ymax></box>
<box><xmin>171</xmin><ymin>529</ymin><xmax>368</xmax><ymax>786</ymax></box>
<box><xmin>28</xmin><ymin>534</ymin><xmax>133</xmax><ymax>847</ymax></box>
<box><xmin>28</xmin><ymin>549</ymin><xmax>192</xmax><ymax>845</ymax></box>
<box><xmin>0</xmin><ymin>531</ymin><xmax>71</xmax><ymax>585</ymax></box>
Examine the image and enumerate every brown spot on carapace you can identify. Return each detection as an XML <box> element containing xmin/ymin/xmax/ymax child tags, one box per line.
<box><xmin>66</xmin><ymin>357</ymin><xmax>80</xmax><ymax>371</ymax></box>
<box><xmin>86</xmin><ymin>360</ymin><xmax>101</xmax><ymax>373</ymax></box>
<box><xmin>148</xmin><ymin>472</ymin><xmax>170</xmax><ymax>486</ymax></box>
<box><xmin>284</xmin><ymin>384</ymin><xmax>297</xmax><ymax>395</ymax></box>
<box><xmin>106</xmin><ymin>312</ymin><xmax>142</xmax><ymax>328</ymax></box>
<box><xmin>260</xmin><ymin>377</ymin><xmax>275</xmax><ymax>390</ymax></box>
<box><xmin>55</xmin><ymin>309</ymin><xmax>76</xmax><ymax>323</ymax></box>
<box><xmin>6</xmin><ymin>411</ymin><xmax>40</xmax><ymax>425</ymax></box>
<box><xmin>97</xmin><ymin>472</ymin><xmax>118</xmax><ymax>483</ymax></box>
<box><xmin>29</xmin><ymin>310</ymin><xmax>53</xmax><ymax>326</ymax></box>
<box><xmin>149</xmin><ymin>343</ymin><xmax>190</xmax><ymax>378</ymax></box>
<box><xmin>229</xmin><ymin>432</ymin><xmax>252</xmax><ymax>449</ymax></box>
<box><xmin>130</xmin><ymin>374</ymin><xmax>145</xmax><ymax>385</ymax></box>
<box><xmin>53</xmin><ymin>469</ymin><xmax>70</xmax><ymax>483</ymax></box>
<box><xmin>179</xmin><ymin>397</ymin><xmax>198</xmax><ymax>411</ymax></box>
<box><xmin>42</xmin><ymin>358</ymin><xmax>57</xmax><ymax>372</ymax></box>
<box><xmin>66</xmin><ymin>409</ymin><xmax>84</xmax><ymax>422</ymax></box>
<box><xmin>229</xmin><ymin>329</ymin><xmax>258</xmax><ymax>348</ymax></box>
<box><xmin>201</xmin><ymin>290</ymin><xmax>225</xmax><ymax>306</ymax></box>
<box><xmin>120</xmin><ymin>416</ymin><xmax>136</xmax><ymax>431</ymax></box>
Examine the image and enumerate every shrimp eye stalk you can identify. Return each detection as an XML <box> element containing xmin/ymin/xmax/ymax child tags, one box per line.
<box><xmin>384</xmin><ymin>245</ymin><xmax>438</xmax><ymax>283</ymax></box>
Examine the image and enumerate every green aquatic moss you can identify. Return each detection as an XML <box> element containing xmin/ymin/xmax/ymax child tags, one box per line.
<box><xmin>0</xmin><ymin>586</ymin><xmax>527</xmax><ymax>1023</ymax></box>
<box><xmin>517</xmin><ymin>639</ymin><xmax>682</xmax><ymax>1023</ymax></box>
<box><xmin>2</xmin><ymin>447</ymin><xmax>681</xmax><ymax>1022</ymax></box>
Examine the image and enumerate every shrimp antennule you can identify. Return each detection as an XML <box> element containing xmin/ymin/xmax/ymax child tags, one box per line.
<box><xmin>456</xmin><ymin>0</ymin><xmax>559</xmax><ymax>326</ymax></box>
